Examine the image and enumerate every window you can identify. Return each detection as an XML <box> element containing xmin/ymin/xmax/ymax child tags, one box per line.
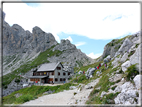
<box><xmin>52</xmin><ymin>72</ymin><xmax>54</xmax><ymax>75</ymax></box>
<box><xmin>37</xmin><ymin>73</ymin><xmax>40</xmax><ymax>76</ymax></box>
<box><xmin>63</xmin><ymin>78</ymin><xmax>65</xmax><ymax>81</ymax></box>
<box><xmin>68</xmin><ymin>72</ymin><xmax>70</xmax><ymax>75</ymax></box>
<box><xmin>55</xmin><ymin>78</ymin><xmax>58</xmax><ymax>81</ymax></box>
<box><xmin>63</xmin><ymin>72</ymin><xmax>66</xmax><ymax>76</ymax></box>
<box><xmin>58</xmin><ymin>72</ymin><xmax>60</xmax><ymax>76</ymax></box>
<box><xmin>60</xmin><ymin>78</ymin><xmax>62</xmax><ymax>81</ymax></box>
<box><xmin>57</xmin><ymin>67</ymin><xmax>61</xmax><ymax>70</ymax></box>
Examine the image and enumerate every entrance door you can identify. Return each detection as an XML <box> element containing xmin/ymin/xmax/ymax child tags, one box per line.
<box><xmin>49</xmin><ymin>78</ymin><xmax>53</xmax><ymax>84</ymax></box>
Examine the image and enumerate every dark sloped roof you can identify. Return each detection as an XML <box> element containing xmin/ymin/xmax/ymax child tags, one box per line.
<box><xmin>37</xmin><ymin>62</ymin><xmax>63</xmax><ymax>72</ymax></box>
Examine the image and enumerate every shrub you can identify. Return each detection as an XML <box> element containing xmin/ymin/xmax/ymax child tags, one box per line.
<box><xmin>15</xmin><ymin>94</ymin><xmax>33</xmax><ymax>104</ymax></box>
<box><xmin>136</xmin><ymin>91</ymin><xmax>139</xmax><ymax>97</ymax></box>
<box><xmin>128</xmin><ymin>50</ymin><xmax>135</xmax><ymax>57</ymax></box>
<box><xmin>102</xmin><ymin>92</ymin><xmax>120</xmax><ymax>104</ymax></box>
<box><xmin>90</xmin><ymin>89</ymin><xmax>99</xmax><ymax>96</ymax></box>
<box><xmin>111</xmin><ymin>86</ymin><xmax>117</xmax><ymax>90</ymax></box>
<box><xmin>74</xmin><ymin>92</ymin><xmax>77</xmax><ymax>95</ymax></box>
<box><xmin>135</xmin><ymin>43</ymin><xmax>139</xmax><ymax>48</ymax></box>
<box><xmin>125</xmin><ymin>64</ymin><xmax>139</xmax><ymax>81</ymax></box>
<box><xmin>15</xmin><ymin>79</ymin><xmax>20</xmax><ymax>83</ymax></box>
<box><xmin>119</xmin><ymin>69</ymin><xmax>123</xmax><ymax>74</ymax></box>
<box><xmin>4</xmin><ymin>85</ymin><xmax>7</xmax><ymax>89</ymax></box>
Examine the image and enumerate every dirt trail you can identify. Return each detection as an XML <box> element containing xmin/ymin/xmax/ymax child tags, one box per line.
<box><xmin>18</xmin><ymin>77</ymin><xmax>101</xmax><ymax>106</ymax></box>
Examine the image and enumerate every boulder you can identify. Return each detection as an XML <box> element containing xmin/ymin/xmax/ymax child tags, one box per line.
<box><xmin>100</xmin><ymin>91</ymin><xmax>107</xmax><ymax>98</ymax></box>
<box><xmin>96</xmin><ymin>70</ymin><xmax>102</xmax><ymax>76</ymax></box>
<box><xmin>114</xmin><ymin>81</ymin><xmax>139</xmax><ymax>104</ymax></box>
<box><xmin>85</xmin><ymin>68</ymin><xmax>95</xmax><ymax>78</ymax></box>
<box><xmin>130</xmin><ymin>43</ymin><xmax>141</xmax><ymax>65</ymax></box>
<box><xmin>103</xmin><ymin>55</ymin><xmax>111</xmax><ymax>63</ymax></box>
<box><xmin>109</xmin><ymin>74</ymin><xmax>123</xmax><ymax>82</ymax></box>
<box><xmin>78</xmin><ymin>71</ymin><xmax>83</xmax><ymax>74</ymax></box>
<box><xmin>120</xmin><ymin>52</ymin><xmax>128</xmax><ymax>63</ymax></box>
<box><xmin>70</xmin><ymin>86</ymin><xmax>77</xmax><ymax>90</ymax></box>
<box><xmin>114</xmin><ymin>90</ymin><xmax>138</xmax><ymax>104</ymax></box>
<box><xmin>133</xmin><ymin>75</ymin><xmax>141</xmax><ymax>90</ymax></box>
<box><xmin>121</xmin><ymin>61</ymin><xmax>131</xmax><ymax>72</ymax></box>
<box><xmin>114</xmin><ymin>82</ymin><xmax>135</xmax><ymax>93</ymax></box>
<box><xmin>118</xmin><ymin>38</ymin><xmax>133</xmax><ymax>55</ymax></box>
<box><xmin>112</xmin><ymin>56</ymin><xmax>121</xmax><ymax>66</ymax></box>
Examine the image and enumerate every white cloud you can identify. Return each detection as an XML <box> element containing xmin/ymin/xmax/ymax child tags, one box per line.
<box><xmin>87</xmin><ymin>53</ymin><xmax>102</xmax><ymax>59</ymax></box>
<box><xmin>75</xmin><ymin>42</ymin><xmax>86</xmax><ymax>47</ymax></box>
<box><xmin>64</xmin><ymin>36</ymin><xmax>73</xmax><ymax>42</ymax></box>
<box><xmin>3</xmin><ymin>3</ymin><xmax>140</xmax><ymax>41</ymax></box>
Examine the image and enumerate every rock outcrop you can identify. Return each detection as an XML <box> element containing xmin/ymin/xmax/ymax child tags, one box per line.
<box><xmin>48</xmin><ymin>39</ymin><xmax>94</xmax><ymax>67</ymax></box>
<box><xmin>3</xmin><ymin>22</ymin><xmax>57</xmax><ymax>56</ymax></box>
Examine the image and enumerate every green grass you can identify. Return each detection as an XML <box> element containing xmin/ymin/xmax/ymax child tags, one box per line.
<box><xmin>76</xmin><ymin>61</ymin><xmax>103</xmax><ymax>72</ymax></box>
<box><xmin>2</xmin><ymin>45</ymin><xmax>63</xmax><ymax>88</ymax></box>
<box><xmin>124</xmin><ymin>64</ymin><xmax>139</xmax><ymax>81</ymax></box>
<box><xmin>106</xmin><ymin>35</ymin><xmax>132</xmax><ymax>47</ymax></box>
<box><xmin>76</xmin><ymin>60</ymin><xmax>83</xmax><ymax>67</ymax></box>
<box><xmin>71</xmin><ymin>61</ymin><xmax>103</xmax><ymax>85</ymax></box>
<box><xmin>135</xmin><ymin>43</ymin><xmax>139</xmax><ymax>48</ymax></box>
<box><xmin>3</xmin><ymin>82</ymin><xmax>77</xmax><ymax>104</ymax></box>
<box><xmin>85</xmin><ymin>59</ymin><xmax>122</xmax><ymax>104</ymax></box>
<box><xmin>128</xmin><ymin>50</ymin><xmax>135</xmax><ymax>57</ymax></box>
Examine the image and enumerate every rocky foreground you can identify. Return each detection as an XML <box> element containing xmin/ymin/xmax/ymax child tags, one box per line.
<box><xmin>15</xmin><ymin>73</ymin><xmax>141</xmax><ymax>106</ymax></box>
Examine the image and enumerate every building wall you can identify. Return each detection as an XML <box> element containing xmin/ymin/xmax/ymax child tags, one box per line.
<box><xmin>54</xmin><ymin>63</ymin><xmax>69</xmax><ymax>84</ymax></box>
<box><xmin>28</xmin><ymin>78</ymin><xmax>41</xmax><ymax>84</ymax></box>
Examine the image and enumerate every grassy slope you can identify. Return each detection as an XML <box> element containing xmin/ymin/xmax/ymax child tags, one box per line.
<box><xmin>2</xmin><ymin>45</ymin><xmax>63</xmax><ymax>88</ymax></box>
<box><xmin>3</xmin><ymin>54</ymin><xmax>139</xmax><ymax>105</ymax></box>
<box><xmin>3</xmin><ymin>82</ymin><xmax>78</xmax><ymax>104</ymax></box>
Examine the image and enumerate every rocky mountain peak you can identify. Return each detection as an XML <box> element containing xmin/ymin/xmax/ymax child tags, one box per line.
<box><xmin>53</xmin><ymin>39</ymin><xmax>76</xmax><ymax>51</ymax></box>
<box><xmin>32</xmin><ymin>26</ymin><xmax>43</xmax><ymax>34</ymax></box>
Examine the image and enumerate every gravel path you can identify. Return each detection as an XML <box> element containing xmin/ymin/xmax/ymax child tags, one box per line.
<box><xmin>18</xmin><ymin>77</ymin><xmax>101</xmax><ymax>106</ymax></box>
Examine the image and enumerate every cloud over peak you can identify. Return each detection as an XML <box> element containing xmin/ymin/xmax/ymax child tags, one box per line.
<box><xmin>3</xmin><ymin>3</ymin><xmax>140</xmax><ymax>42</ymax></box>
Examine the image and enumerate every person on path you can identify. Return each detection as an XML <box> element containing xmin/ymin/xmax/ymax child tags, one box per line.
<box><xmin>99</xmin><ymin>63</ymin><xmax>101</xmax><ymax>67</ymax></box>
<box><xmin>105</xmin><ymin>63</ymin><xmax>107</xmax><ymax>67</ymax></box>
<box><xmin>97</xmin><ymin>66</ymin><xmax>99</xmax><ymax>69</ymax></box>
<box><xmin>83</xmin><ymin>71</ymin><xmax>85</xmax><ymax>75</ymax></box>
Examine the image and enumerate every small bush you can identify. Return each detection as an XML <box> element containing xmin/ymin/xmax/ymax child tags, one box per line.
<box><xmin>128</xmin><ymin>50</ymin><xmax>135</xmax><ymax>57</ymax></box>
<box><xmin>74</xmin><ymin>92</ymin><xmax>77</xmax><ymax>95</ymax></box>
<box><xmin>90</xmin><ymin>89</ymin><xmax>99</xmax><ymax>96</ymax></box>
<box><xmin>119</xmin><ymin>69</ymin><xmax>123</xmax><ymax>74</ymax></box>
<box><xmin>4</xmin><ymin>85</ymin><xmax>7</xmax><ymax>89</ymax></box>
<box><xmin>136</xmin><ymin>91</ymin><xmax>139</xmax><ymax>97</ymax></box>
<box><xmin>135</xmin><ymin>43</ymin><xmax>139</xmax><ymax>48</ymax></box>
<box><xmin>15</xmin><ymin>79</ymin><xmax>20</xmax><ymax>83</ymax></box>
<box><xmin>15</xmin><ymin>94</ymin><xmax>33</xmax><ymax>104</ymax></box>
<box><xmin>125</xmin><ymin>64</ymin><xmax>139</xmax><ymax>81</ymax></box>
<box><xmin>102</xmin><ymin>92</ymin><xmax>120</xmax><ymax>104</ymax></box>
<box><xmin>115</xmin><ymin>79</ymin><xmax>121</xmax><ymax>83</ymax></box>
<box><xmin>111</xmin><ymin>86</ymin><xmax>117</xmax><ymax>90</ymax></box>
<box><xmin>134</xmin><ymin>98</ymin><xmax>138</xmax><ymax>103</ymax></box>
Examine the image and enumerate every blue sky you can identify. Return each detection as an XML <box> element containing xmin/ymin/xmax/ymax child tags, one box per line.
<box><xmin>3</xmin><ymin>3</ymin><xmax>140</xmax><ymax>59</ymax></box>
